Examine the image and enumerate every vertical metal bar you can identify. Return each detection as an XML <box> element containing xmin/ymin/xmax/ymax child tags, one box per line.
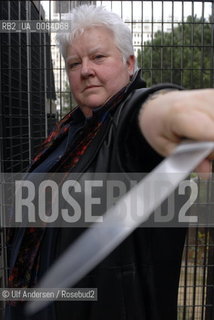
<box><xmin>39</xmin><ymin>0</ymin><xmax>48</xmax><ymax>139</ymax></box>
<box><xmin>192</xmin><ymin>227</ymin><xmax>198</xmax><ymax>320</ymax></box>
<box><xmin>171</xmin><ymin>0</ymin><xmax>174</xmax><ymax>83</ymax></box>
<box><xmin>140</xmin><ymin>0</ymin><xmax>143</xmax><ymax>69</ymax></box>
<box><xmin>0</xmin><ymin>3</ymin><xmax>11</xmax><ymax>315</ymax></box>
<box><xmin>205</xmin><ymin>229</ymin><xmax>214</xmax><ymax>320</ymax></box>
<box><xmin>205</xmin><ymin>135</ymin><xmax>214</xmax><ymax>320</ymax></box>
<box><xmin>182</xmin><ymin>231</ymin><xmax>189</xmax><ymax>320</ymax></box>
<box><xmin>200</xmin><ymin>1</ymin><xmax>205</xmax><ymax>88</ymax></box>
<box><xmin>131</xmin><ymin>1</ymin><xmax>133</xmax><ymax>42</ymax></box>
<box><xmin>39</xmin><ymin>3</ymin><xmax>43</xmax><ymax>143</ymax></box>
<box><xmin>48</xmin><ymin>0</ymin><xmax>54</xmax><ymax>124</ymax></box>
<box><xmin>190</xmin><ymin>0</ymin><xmax>194</xmax><ymax>88</ymax></box>
<box><xmin>0</xmin><ymin>9</ymin><xmax>3</xmax><ymax>315</ymax></box>
<box><xmin>44</xmin><ymin>32</ymin><xmax>48</xmax><ymax>138</ymax></box>
<box><xmin>160</xmin><ymin>1</ymin><xmax>163</xmax><ymax>83</ymax></box>
<box><xmin>8</xmin><ymin>0</ymin><xmax>12</xmax><ymax>172</ymax></box>
<box><xmin>18</xmin><ymin>0</ymin><xmax>23</xmax><ymax>171</ymax></box>
<box><xmin>0</xmin><ymin>0</ymin><xmax>6</xmax><ymax>296</ymax></box>
<box><xmin>26</xmin><ymin>1</ymin><xmax>32</xmax><ymax>161</ymax></box>
<box><xmin>0</xmin><ymin>1</ymin><xmax>3</xmax><ymax>174</ymax></box>
<box><xmin>210</xmin><ymin>0</ymin><xmax>214</xmax><ymax>88</ymax></box>
<box><xmin>151</xmin><ymin>0</ymin><xmax>153</xmax><ymax>83</ymax></box>
<box><xmin>181</xmin><ymin>0</ymin><xmax>184</xmax><ymax>86</ymax></box>
<box><xmin>203</xmin><ymin>3</ymin><xmax>214</xmax><ymax>319</ymax></box>
<box><xmin>201</xmin><ymin>227</ymin><xmax>208</xmax><ymax>320</ymax></box>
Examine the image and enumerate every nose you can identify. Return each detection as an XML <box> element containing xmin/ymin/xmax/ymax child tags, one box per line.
<box><xmin>81</xmin><ymin>59</ymin><xmax>95</xmax><ymax>78</ymax></box>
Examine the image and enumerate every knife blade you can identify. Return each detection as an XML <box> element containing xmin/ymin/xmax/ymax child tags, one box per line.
<box><xmin>26</xmin><ymin>141</ymin><xmax>214</xmax><ymax>315</ymax></box>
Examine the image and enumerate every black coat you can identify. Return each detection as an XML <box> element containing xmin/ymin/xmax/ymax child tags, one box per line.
<box><xmin>5</xmin><ymin>71</ymin><xmax>186</xmax><ymax>320</ymax></box>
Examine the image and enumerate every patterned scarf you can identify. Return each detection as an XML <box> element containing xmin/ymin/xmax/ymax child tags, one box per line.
<box><xmin>8</xmin><ymin>85</ymin><xmax>129</xmax><ymax>292</ymax></box>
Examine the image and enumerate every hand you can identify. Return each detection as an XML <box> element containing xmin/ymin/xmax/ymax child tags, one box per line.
<box><xmin>138</xmin><ymin>88</ymin><xmax>214</xmax><ymax>174</ymax></box>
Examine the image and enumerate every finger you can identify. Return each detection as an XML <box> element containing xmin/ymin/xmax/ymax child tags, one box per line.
<box><xmin>194</xmin><ymin>159</ymin><xmax>212</xmax><ymax>180</ymax></box>
<box><xmin>169</xmin><ymin>90</ymin><xmax>214</xmax><ymax>140</ymax></box>
<box><xmin>170</xmin><ymin>111</ymin><xmax>214</xmax><ymax>142</ymax></box>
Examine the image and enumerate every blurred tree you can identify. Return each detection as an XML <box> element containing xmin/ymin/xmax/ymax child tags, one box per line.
<box><xmin>138</xmin><ymin>16</ymin><xmax>213</xmax><ymax>88</ymax></box>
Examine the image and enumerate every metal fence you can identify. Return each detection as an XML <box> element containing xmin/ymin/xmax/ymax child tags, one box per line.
<box><xmin>0</xmin><ymin>0</ymin><xmax>56</xmax><ymax>317</ymax></box>
<box><xmin>0</xmin><ymin>1</ymin><xmax>214</xmax><ymax>319</ymax></box>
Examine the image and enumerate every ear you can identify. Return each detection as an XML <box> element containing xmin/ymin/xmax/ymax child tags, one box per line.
<box><xmin>127</xmin><ymin>55</ymin><xmax>136</xmax><ymax>75</ymax></box>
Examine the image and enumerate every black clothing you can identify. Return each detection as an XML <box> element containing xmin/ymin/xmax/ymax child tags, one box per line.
<box><xmin>5</xmin><ymin>71</ymin><xmax>186</xmax><ymax>320</ymax></box>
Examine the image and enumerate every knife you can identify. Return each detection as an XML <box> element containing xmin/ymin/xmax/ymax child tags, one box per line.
<box><xmin>26</xmin><ymin>141</ymin><xmax>214</xmax><ymax>315</ymax></box>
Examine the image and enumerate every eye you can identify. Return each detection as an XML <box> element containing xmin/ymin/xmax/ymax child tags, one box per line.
<box><xmin>68</xmin><ymin>62</ymin><xmax>81</xmax><ymax>70</ymax></box>
<box><xmin>94</xmin><ymin>55</ymin><xmax>105</xmax><ymax>60</ymax></box>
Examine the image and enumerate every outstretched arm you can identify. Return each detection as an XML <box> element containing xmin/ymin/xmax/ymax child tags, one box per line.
<box><xmin>138</xmin><ymin>88</ymin><xmax>214</xmax><ymax>173</ymax></box>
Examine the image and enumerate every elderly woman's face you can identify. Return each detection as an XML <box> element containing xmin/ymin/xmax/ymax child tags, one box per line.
<box><xmin>66</xmin><ymin>26</ymin><xmax>135</xmax><ymax>117</ymax></box>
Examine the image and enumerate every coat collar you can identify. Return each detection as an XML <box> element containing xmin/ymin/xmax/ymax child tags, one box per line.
<box><xmin>125</xmin><ymin>68</ymin><xmax>146</xmax><ymax>94</ymax></box>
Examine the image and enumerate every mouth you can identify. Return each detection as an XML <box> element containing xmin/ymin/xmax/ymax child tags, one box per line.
<box><xmin>83</xmin><ymin>85</ymin><xmax>101</xmax><ymax>91</ymax></box>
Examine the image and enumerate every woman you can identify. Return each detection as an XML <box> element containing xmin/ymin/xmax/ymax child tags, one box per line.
<box><xmin>6</xmin><ymin>5</ymin><xmax>214</xmax><ymax>320</ymax></box>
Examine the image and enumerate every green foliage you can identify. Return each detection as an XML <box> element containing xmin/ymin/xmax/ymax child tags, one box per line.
<box><xmin>138</xmin><ymin>16</ymin><xmax>213</xmax><ymax>88</ymax></box>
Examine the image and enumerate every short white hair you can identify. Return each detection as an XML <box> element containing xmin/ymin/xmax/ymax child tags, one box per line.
<box><xmin>55</xmin><ymin>4</ymin><xmax>137</xmax><ymax>70</ymax></box>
